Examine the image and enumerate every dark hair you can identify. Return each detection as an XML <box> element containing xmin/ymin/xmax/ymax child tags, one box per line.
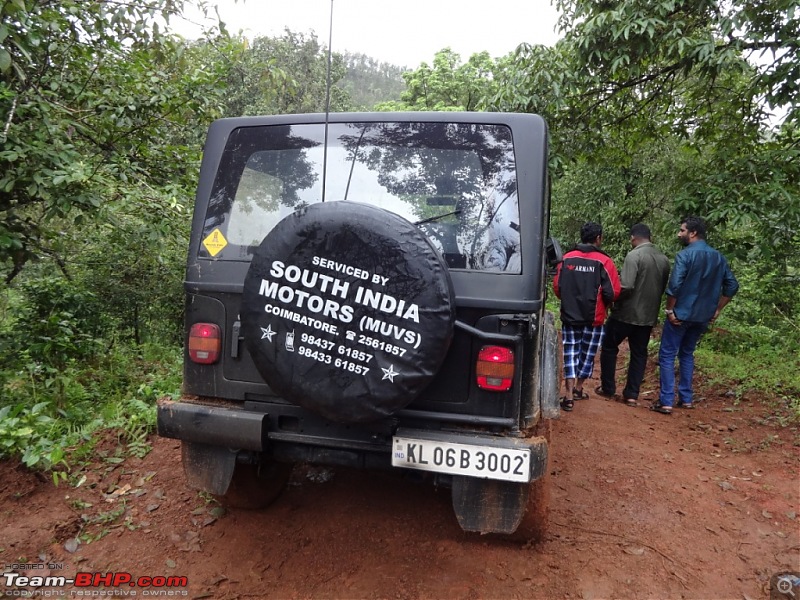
<box><xmin>580</xmin><ymin>222</ymin><xmax>603</xmax><ymax>244</ymax></box>
<box><xmin>682</xmin><ymin>216</ymin><xmax>707</xmax><ymax>239</ymax></box>
<box><xmin>629</xmin><ymin>223</ymin><xmax>651</xmax><ymax>239</ymax></box>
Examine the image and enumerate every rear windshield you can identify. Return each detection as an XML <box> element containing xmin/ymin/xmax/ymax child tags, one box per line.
<box><xmin>200</xmin><ymin>121</ymin><xmax>521</xmax><ymax>272</ymax></box>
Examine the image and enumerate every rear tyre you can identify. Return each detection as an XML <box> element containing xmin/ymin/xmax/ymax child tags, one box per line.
<box><xmin>509</xmin><ymin>419</ymin><xmax>551</xmax><ymax>542</ymax></box>
<box><xmin>216</xmin><ymin>460</ymin><xmax>293</xmax><ymax>510</ymax></box>
<box><xmin>508</xmin><ymin>461</ymin><xmax>550</xmax><ymax>543</ymax></box>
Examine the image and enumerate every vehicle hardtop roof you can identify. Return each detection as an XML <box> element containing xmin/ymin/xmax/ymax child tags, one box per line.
<box><xmin>209</xmin><ymin>111</ymin><xmax>547</xmax><ymax>128</ymax></box>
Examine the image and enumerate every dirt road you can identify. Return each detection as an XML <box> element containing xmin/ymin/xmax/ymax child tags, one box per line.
<box><xmin>2</xmin><ymin>375</ymin><xmax>798</xmax><ymax>599</ymax></box>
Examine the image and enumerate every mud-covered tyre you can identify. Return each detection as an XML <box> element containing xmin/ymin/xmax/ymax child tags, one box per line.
<box><xmin>540</xmin><ymin>311</ymin><xmax>561</xmax><ymax>419</ymax></box>
<box><xmin>241</xmin><ymin>201</ymin><xmax>456</xmax><ymax>423</ymax></box>
<box><xmin>507</xmin><ymin>464</ymin><xmax>550</xmax><ymax>543</ymax></box>
<box><xmin>509</xmin><ymin>420</ymin><xmax>551</xmax><ymax>542</ymax></box>
<box><xmin>216</xmin><ymin>461</ymin><xmax>293</xmax><ymax>510</ymax></box>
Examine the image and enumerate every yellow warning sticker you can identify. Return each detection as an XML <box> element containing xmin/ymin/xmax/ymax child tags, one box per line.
<box><xmin>203</xmin><ymin>228</ymin><xmax>228</xmax><ymax>257</ymax></box>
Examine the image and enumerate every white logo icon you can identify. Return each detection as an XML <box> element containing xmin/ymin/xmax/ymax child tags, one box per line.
<box><xmin>260</xmin><ymin>325</ymin><xmax>276</xmax><ymax>342</ymax></box>
<box><xmin>381</xmin><ymin>364</ymin><xmax>399</xmax><ymax>382</ymax></box>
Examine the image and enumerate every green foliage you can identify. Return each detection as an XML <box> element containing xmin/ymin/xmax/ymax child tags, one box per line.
<box><xmin>496</xmin><ymin>0</ymin><xmax>800</xmax><ymax>265</ymax></box>
<box><xmin>554</xmin><ymin>0</ymin><xmax>798</xmax><ymax>127</ymax></box>
<box><xmin>0</xmin><ymin>268</ymin><xmax>182</xmax><ymax>469</ymax></box>
<box><xmin>215</xmin><ymin>30</ymin><xmax>353</xmax><ymax>117</ymax></box>
<box><xmin>550</xmin><ymin>137</ymin><xmax>693</xmax><ymax>261</ymax></box>
<box><xmin>0</xmin><ymin>342</ymin><xmax>181</xmax><ymax>470</ymax></box>
<box><xmin>3</xmin><ymin>275</ymin><xmax>104</xmax><ymax>365</ymax></box>
<box><xmin>376</xmin><ymin>48</ymin><xmax>498</xmax><ymax>112</ymax></box>
<box><xmin>0</xmin><ymin>0</ymin><xmax>232</xmax><ymax>281</ymax></box>
<box><xmin>675</xmin><ymin>129</ymin><xmax>800</xmax><ymax>266</ymax></box>
<box><xmin>716</xmin><ymin>260</ymin><xmax>800</xmax><ymax>336</ymax></box>
<box><xmin>695</xmin><ymin>322</ymin><xmax>800</xmax><ymax>420</ymax></box>
<box><xmin>0</xmin><ymin>402</ymin><xmax>67</xmax><ymax>470</ymax></box>
<box><xmin>341</xmin><ymin>52</ymin><xmax>407</xmax><ymax>110</ymax></box>
<box><xmin>77</xmin><ymin>195</ymin><xmax>188</xmax><ymax>345</ymax></box>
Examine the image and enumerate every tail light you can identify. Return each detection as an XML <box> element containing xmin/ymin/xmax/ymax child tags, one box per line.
<box><xmin>476</xmin><ymin>345</ymin><xmax>514</xmax><ymax>391</ymax></box>
<box><xmin>188</xmin><ymin>323</ymin><xmax>221</xmax><ymax>364</ymax></box>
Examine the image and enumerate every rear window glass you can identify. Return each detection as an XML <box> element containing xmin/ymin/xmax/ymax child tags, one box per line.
<box><xmin>201</xmin><ymin>122</ymin><xmax>521</xmax><ymax>272</ymax></box>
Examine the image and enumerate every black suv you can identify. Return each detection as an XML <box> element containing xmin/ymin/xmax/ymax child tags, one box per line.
<box><xmin>157</xmin><ymin>112</ymin><xmax>561</xmax><ymax>539</ymax></box>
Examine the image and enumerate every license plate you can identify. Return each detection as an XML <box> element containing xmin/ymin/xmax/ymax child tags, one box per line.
<box><xmin>391</xmin><ymin>436</ymin><xmax>531</xmax><ymax>483</ymax></box>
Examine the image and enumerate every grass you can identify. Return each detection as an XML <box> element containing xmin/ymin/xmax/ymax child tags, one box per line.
<box><xmin>694</xmin><ymin>323</ymin><xmax>800</xmax><ymax>421</ymax></box>
<box><xmin>0</xmin><ymin>342</ymin><xmax>182</xmax><ymax>473</ymax></box>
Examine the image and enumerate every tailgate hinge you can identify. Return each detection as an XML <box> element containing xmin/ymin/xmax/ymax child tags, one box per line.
<box><xmin>504</xmin><ymin>313</ymin><xmax>538</xmax><ymax>338</ymax></box>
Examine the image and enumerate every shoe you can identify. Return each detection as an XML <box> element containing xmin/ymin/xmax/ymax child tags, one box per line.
<box><xmin>649</xmin><ymin>402</ymin><xmax>672</xmax><ymax>415</ymax></box>
<box><xmin>676</xmin><ymin>401</ymin><xmax>694</xmax><ymax>409</ymax></box>
<box><xmin>560</xmin><ymin>397</ymin><xmax>574</xmax><ymax>412</ymax></box>
<box><xmin>572</xmin><ymin>389</ymin><xmax>589</xmax><ymax>400</ymax></box>
<box><xmin>594</xmin><ymin>385</ymin><xmax>615</xmax><ymax>399</ymax></box>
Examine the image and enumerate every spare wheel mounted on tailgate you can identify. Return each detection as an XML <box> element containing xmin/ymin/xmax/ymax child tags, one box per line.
<box><xmin>240</xmin><ymin>201</ymin><xmax>456</xmax><ymax>423</ymax></box>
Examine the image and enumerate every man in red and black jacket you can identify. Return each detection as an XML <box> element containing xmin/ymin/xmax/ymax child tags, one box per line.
<box><xmin>553</xmin><ymin>222</ymin><xmax>621</xmax><ymax>412</ymax></box>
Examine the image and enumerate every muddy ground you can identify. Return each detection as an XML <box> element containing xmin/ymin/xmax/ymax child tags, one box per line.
<box><xmin>1</xmin><ymin>361</ymin><xmax>798</xmax><ymax>600</ymax></box>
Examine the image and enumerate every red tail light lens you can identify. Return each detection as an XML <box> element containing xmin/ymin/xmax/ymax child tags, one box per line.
<box><xmin>476</xmin><ymin>346</ymin><xmax>515</xmax><ymax>391</ymax></box>
<box><xmin>188</xmin><ymin>323</ymin><xmax>221</xmax><ymax>364</ymax></box>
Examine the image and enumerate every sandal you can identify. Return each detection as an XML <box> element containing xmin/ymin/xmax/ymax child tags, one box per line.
<box><xmin>649</xmin><ymin>402</ymin><xmax>672</xmax><ymax>415</ymax></box>
<box><xmin>623</xmin><ymin>397</ymin><xmax>637</xmax><ymax>407</ymax></box>
<box><xmin>572</xmin><ymin>389</ymin><xmax>590</xmax><ymax>400</ymax></box>
<box><xmin>560</xmin><ymin>397</ymin><xmax>574</xmax><ymax>412</ymax></box>
<box><xmin>594</xmin><ymin>385</ymin><xmax>615</xmax><ymax>399</ymax></box>
<box><xmin>677</xmin><ymin>401</ymin><xmax>694</xmax><ymax>409</ymax></box>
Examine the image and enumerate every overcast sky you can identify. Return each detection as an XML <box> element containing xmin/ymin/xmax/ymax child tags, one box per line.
<box><xmin>177</xmin><ymin>0</ymin><xmax>562</xmax><ymax>68</ymax></box>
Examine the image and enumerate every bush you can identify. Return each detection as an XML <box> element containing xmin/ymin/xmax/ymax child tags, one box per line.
<box><xmin>695</xmin><ymin>322</ymin><xmax>800</xmax><ymax>420</ymax></box>
<box><xmin>0</xmin><ymin>343</ymin><xmax>181</xmax><ymax>470</ymax></box>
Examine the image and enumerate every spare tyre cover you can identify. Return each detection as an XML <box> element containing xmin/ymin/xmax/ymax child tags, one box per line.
<box><xmin>241</xmin><ymin>201</ymin><xmax>456</xmax><ymax>423</ymax></box>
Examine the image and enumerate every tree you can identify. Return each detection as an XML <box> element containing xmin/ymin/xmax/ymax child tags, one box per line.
<box><xmin>377</xmin><ymin>48</ymin><xmax>498</xmax><ymax>112</ymax></box>
<box><xmin>341</xmin><ymin>52</ymin><xmax>406</xmax><ymax>110</ymax></box>
<box><xmin>218</xmin><ymin>29</ymin><xmax>352</xmax><ymax>117</ymax></box>
<box><xmin>0</xmin><ymin>0</ymin><xmax>231</xmax><ymax>282</ymax></box>
<box><xmin>554</xmin><ymin>0</ymin><xmax>799</xmax><ymax>128</ymax></box>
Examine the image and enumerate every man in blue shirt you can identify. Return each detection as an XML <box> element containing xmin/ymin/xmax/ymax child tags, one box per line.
<box><xmin>652</xmin><ymin>216</ymin><xmax>739</xmax><ymax>414</ymax></box>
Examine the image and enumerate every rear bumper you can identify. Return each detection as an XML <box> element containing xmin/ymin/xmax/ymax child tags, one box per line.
<box><xmin>157</xmin><ymin>399</ymin><xmax>548</xmax><ymax>483</ymax></box>
<box><xmin>157</xmin><ymin>400</ymin><xmax>267</xmax><ymax>451</ymax></box>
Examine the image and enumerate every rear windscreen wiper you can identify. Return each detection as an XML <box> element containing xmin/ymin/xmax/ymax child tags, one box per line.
<box><xmin>415</xmin><ymin>210</ymin><xmax>461</xmax><ymax>226</ymax></box>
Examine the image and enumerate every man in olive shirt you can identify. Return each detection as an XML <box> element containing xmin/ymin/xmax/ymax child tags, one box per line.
<box><xmin>596</xmin><ymin>223</ymin><xmax>670</xmax><ymax>406</ymax></box>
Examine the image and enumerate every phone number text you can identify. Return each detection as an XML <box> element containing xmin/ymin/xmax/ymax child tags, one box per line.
<box><xmin>298</xmin><ymin>346</ymin><xmax>371</xmax><ymax>375</ymax></box>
